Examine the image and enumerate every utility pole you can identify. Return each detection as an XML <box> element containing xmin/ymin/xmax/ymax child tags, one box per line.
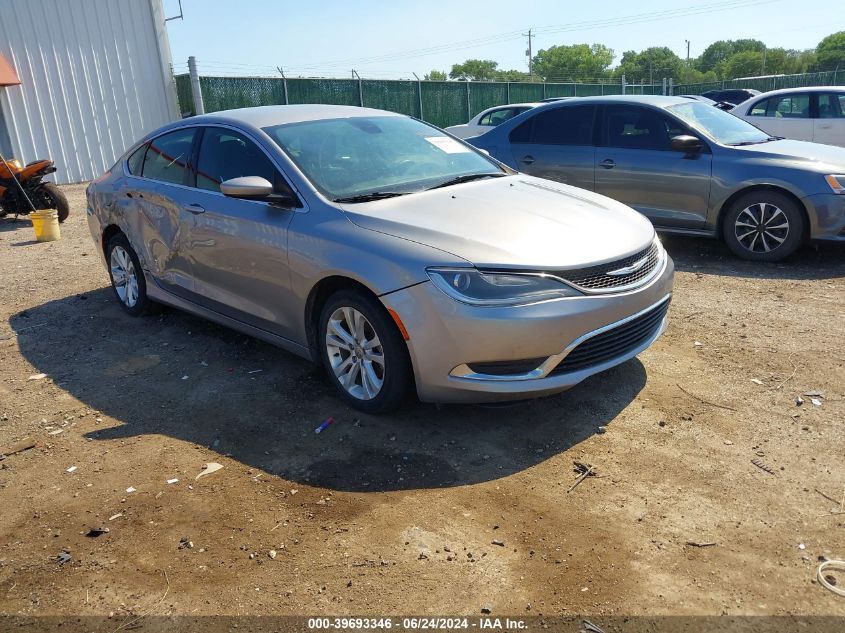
<box><xmin>685</xmin><ymin>39</ymin><xmax>691</xmax><ymax>85</ymax></box>
<box><xmin>523</xmin><ymin>29</ymin><xmax>533</xmax><ymax>80</ymax></box>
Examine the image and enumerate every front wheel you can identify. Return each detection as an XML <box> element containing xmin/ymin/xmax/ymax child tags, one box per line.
<box><xmin>722</xmin><ymin>191</ymin><xmax>805</xmax><ymax>262</ymax></box>
<box><xmin>318</xmin><ymin>290</ymin><xmax>413</xmax><ymax>413</ymax></box>
<box><xmin>36</xmin><ymin>183</ymin><xmax>70</xmax><ymax>223</ymax></box>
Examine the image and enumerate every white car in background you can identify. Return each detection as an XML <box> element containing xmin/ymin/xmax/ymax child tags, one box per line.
<box><xmin>733</xmin><ymin>86</ymin><xmax>845</xmax><ymax>147</ymax></box>
<box><xmin>445</xmin><ymin>103</ymin><xmax>541</xmax><ymax>139</ymax></box>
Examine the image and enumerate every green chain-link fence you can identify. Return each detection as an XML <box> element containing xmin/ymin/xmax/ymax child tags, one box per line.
<box><xmin>175</xmin><ymin>70</ymin><xmax>842</xmax><ymax>127</ymax></box>
<box><xmin>174</xmin><ymin>75</ymin><xmax>663</xmax><ymax>128</ymax></box>
<box><xmin>675</xmin><ymin>70</ymin><xmax>843</xmax><ymax>95</ymax></box>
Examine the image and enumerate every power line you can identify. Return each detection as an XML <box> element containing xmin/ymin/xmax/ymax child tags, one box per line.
<box><xmin>285</xmin><ymin>0</ymin><xmax>779</xmax><ymax>70</ymax></box>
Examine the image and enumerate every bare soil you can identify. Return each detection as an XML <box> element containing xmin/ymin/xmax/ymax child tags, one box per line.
<box><xmin>0</xmin><ymin>184</ymin><xmax>844</xmax><ymax>621</ymax></box>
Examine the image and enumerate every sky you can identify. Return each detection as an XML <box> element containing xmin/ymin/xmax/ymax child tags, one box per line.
<box><xmin>163</xmin><ymin>0</ymin><xmax>842</xmax><ymax>80</ymax></box>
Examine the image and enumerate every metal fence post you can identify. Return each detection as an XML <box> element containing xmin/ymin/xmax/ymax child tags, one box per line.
<box><xmin>352</xmin><ymin>70</ymin><xmax>363</xmax><ymax>106</ymax></box>
<box><xmin>668</xmin><ymin>78</ymin><xmax>674</xmax><ymax>96</ymax></box>
<box><xmin>465</xmin><ymin>81</ymin><xmax>471</xmax><ymax>120</ymax></box>
<box><xmin>572</xmin><ymin>82</ymin><xmax>577</xmax><ymax>97</ymax></box>
<box><xmin>413</xmin><ymin>73</ymin><xmax>423</xmax><ymax>120</ymax></box>
<box><xmin>506</xmin><ymin>82</ymin><xmax>510</xmax><ymax>104</ymax></box>
<box><xmin>662</xmin><ymin>78</ymin><xmax>667</xmax><ymax>95</ymax></box>
<box><xmin>622</xmin><ymin>74</ymin><xmax>626</xmax><ymax>95</ymax></box>
<box><xmin>542</xmin><ymin>82</ymin><xmax>547</xmax><ymax>99</ymax></box>
<box><xmin>187</xmin><ymin>56</ymin><xmax>205</xmax><ymax>115</ymax></box>
<box><xmin>277</xmin><ymin>67</ymin><xmax>289</xmax><ymax>105</ymax></box>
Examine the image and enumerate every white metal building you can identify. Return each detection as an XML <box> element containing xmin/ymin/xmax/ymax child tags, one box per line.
<box><xmin>0</xmin><ymin>0</ymin><xmax>179</xmax><ymax>184</ymax></box>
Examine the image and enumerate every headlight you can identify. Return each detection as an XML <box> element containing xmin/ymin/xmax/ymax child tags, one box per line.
<box><xmin>825</xmin><ymin>174</ymin><xmax>845</xmax><ymax>194</ymax></box>
<box><xmin>427</xmin><ymin>267</ymin><xmax>581</xmax><ymax>306</ymax></box>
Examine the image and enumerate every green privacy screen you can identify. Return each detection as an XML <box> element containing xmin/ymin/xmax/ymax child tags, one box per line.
<box><xmin>176</xmin><ymin>75</ymin><xmax>665</xmax><ymax>127</ymax></box>
<box><xmin>175</xmin><ymin>71</ymin><xmax>843</xmax><ymax>125</ymax></box>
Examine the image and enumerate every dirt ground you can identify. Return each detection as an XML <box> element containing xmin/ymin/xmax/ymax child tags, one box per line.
<box><xmin>0</xmin><ymin>184</ymin><xmax>844</xmax><ymax>623</ymax></box>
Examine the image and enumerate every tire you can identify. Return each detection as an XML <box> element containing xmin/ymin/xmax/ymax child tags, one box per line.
<box><xmin>318</xmin><ymin>289</ymin><xmax>413</xmax><ymax>414</ymax></box>
<box><xmin>105</xmin><ymin>233</ymin><xmax>155</xmax><ymax>317</ymax></box>
<box><xmin>37</xmin><ymin>183</ymin><xmax>70</xmax><ymax>223</ymax></box>
<box><xmin>722</xmin><ymin>190</ymin><xmax>805</xmax><ymax>262</ymax></box>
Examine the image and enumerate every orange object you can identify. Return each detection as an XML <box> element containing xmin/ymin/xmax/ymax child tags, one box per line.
<box><xmin>388</xmin><ymin>308</ymin><xmax>410</xmax><ymax>340</ymax></box>
<box><xmin>0</xmin><ymin>54</ymin><xmax>20</xmax><ymax>87</ymax></box>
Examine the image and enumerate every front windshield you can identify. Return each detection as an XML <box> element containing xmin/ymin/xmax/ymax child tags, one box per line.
<box><xmin>263</xmin><ymin>115</ymin><xmax>503</xmax><ymax>200</ymax></box>
<box><xmin>668</xmin><ymin>101</ymin><xmax>771</xmax><ymax>145</ymax></box>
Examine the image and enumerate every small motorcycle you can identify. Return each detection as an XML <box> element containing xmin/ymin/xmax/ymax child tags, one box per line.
<box><xmin>0</xmin><ymin>156</ymin><xmax>69</xmax><ymax>222</ymax></box>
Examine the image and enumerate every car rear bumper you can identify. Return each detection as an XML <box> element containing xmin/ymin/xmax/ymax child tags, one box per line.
<box><xmin>381</xmin><ymin>253</ymin><xmax>675</xmax><ymax>403</ymax></box>
<box><xmin>803</xmin><ymin>193</ymin><xmax>845</xmax><ymax>241</ymax></box>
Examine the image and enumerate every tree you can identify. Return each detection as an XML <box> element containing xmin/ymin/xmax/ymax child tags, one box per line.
<box><xmin>449</xmin><ymin>59</ymin><xmax>499</xmax><ymax>81</ymax></box>
<box><xmin>816</xmin><ymin>31</ymin><xmax>845</xmax><ymax>70</ymax></box>
<box><xmin>532</xmin><ymin>44</ymin><xmax>614</xmax><ymax>81</ymax></box>
<box><xmin>495</xmin><ymin>69</ymin><xmax>531</xmax><ymax>82</ymax></box>
<box><xmin>722</xmin><ymin>50</ymin><xmax>765</xmax><ymax>78</ymax></box>
<box><xmin>614</xmin><ymin>47</ymin><xmax>683</xmax><ymax>83</ymax></box>
<box><xmin>696</xmin><ymin>39</ymin><xmax>765</xmax><ymax>77</ymax></box>
<box><xmin>424</xmin><ymin>70</ymin><xmax>447</xmax><ymax>81</ymax></box>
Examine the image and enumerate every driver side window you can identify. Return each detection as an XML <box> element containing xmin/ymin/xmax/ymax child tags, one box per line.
<box><xmin>604</xmin><ymin>105</ymin><xmax>678</xmax><ymax>151</ymax></box>
<box><xmin>195</xmin><ymin>127</ymin><xmax>283</xmax><ymax>194</ymax></box>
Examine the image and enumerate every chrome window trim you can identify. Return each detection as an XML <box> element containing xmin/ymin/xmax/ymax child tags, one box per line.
<box><xmin>121</xmin><ymin>123</ymin><xmax>310</xmax><ymax>214</ymax></box>
<box><xmin>450</xmin><ymin>292</ymin><xmax>672</xmax><ymax>382</ymax></box>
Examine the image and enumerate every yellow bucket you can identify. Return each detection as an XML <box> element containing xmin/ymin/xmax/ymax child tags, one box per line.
<box><xmin>30</xmin><ymin>209</ymin><xmax>61</xmax><ymax>242</ymax></box>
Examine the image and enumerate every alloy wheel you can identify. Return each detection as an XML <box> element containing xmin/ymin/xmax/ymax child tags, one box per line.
<box><xmin>734</xmin><ymin>202</ymin><xmax>790</xmax><ymax>254</ymax></box>
<box><xmin>325</xmin><ymin>306</ymin><xmax>385</xmax><ymax>400</ymax></box>
<box><xmin>110</xmin><ymin>245</ymin><xmax>139</xmax><ymax>308</ymax></box>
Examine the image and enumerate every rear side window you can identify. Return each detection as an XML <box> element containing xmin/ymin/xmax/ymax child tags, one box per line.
<box><xmin>509</xmin><ymin>105</ymin><xmax>595</xmax><ymax>145</ymax></box>
<box><xmin>750</xmin><ymin>94</ymin><xmax>810</xmax><ymax>118</ymax></box>
<box><xmin>818</xmin><ymin>93</ymin><xmax>845</xmax><ymax>119</ymax></box>
<box><xmin>142</xmin><ymin>129</ymin><xmax>195</xmax><ymax>185</ymax></box>
<box><xmin>195</xmin><ymin>127</ymin><xmax>278</xmax><ymax>193</ymax></box>
<box><xmin>126</xmin><ymin>144</ymin><xmax>147</xmax><ymax>175</ymax></box>
<box><xmin>479</xmin><ymin>108</ymin><xmax>518</xmax><ymax>127</ymax></box>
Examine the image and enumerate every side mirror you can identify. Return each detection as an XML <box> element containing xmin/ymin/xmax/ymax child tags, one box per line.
<box><xmin>671</xmin><ymin>135</ymin><xmax>703</xmax><ymax>153</ymax></box>
<box><xmin>220</xmin><ymin>176</ymin><xmax>273</xmax><ymax>199</ymax></box>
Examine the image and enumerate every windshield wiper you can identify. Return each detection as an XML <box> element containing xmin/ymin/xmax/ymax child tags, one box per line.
<box><xmin>729</xmin><ymin>136</ymin><xmax>782</xmax><ymax>146</ymax></box>
<box><xmin>333</xmin><ymin>191</ymin><xmax>412</xmax><ymax>203</ymax></box>
<box><xmin>426</xmin><ymin>173</ymin><xmax>506</xmax><ymax>190</ymax></box>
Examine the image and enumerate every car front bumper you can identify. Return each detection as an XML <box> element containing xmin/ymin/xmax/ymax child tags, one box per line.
<box><xmin>381</xmin><ymin>253</ymin><xmax>675</xmax><ymax>403</ymax></box>
<box><xmin>803</xmin><ymin>193</ymin><xmax>845</xmax><ymax>241</ymax></box>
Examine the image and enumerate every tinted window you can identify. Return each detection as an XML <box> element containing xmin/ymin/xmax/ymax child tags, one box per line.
<box><xmin>479</xmin><ymin>107</ymin><xmax>521</xmax><ymax>127</ymax></box>
<box><xmin>604</xmin><ymin>106</ymin><xmax>677</xmax><ymax>151</ymax></box>
<box><xmin>127</xmin><ymin>144</ymin><xmax>147</xmax><ymax>175</ymax></box>
<box><xmin>750</xmin><ymin>94</ymin><xmax>810</xmax><ymax>118</ymax></box>
<box><xmin>509</xmin><ymin>118</ymin><xmax>532</xmax><ymax>143</ymax></box>
<box><xmin>818</xmin><ymin>93</ymin><xmax>845</xmax><ymax>119</ymax></box>
<box><xmin>510</xmin><ymin>105</ymin><xmax>595</xmax><ymax>145</ymax></box>
<box><xmin>196</xmin><ymin>128</ymin><xmax>278</xmax><ymax>192</ymax></box>
<box><xmin>142</xmin><ymin>129</ymin><xmax>195</xmax><ymax>185</ymax></box>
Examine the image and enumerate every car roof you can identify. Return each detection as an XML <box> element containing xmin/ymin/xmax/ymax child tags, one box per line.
<box><xmin>479</xmin><ymin>102</ymin><xmax>542</xmax><ymax>112</ymax></box>
<box><xmin>184</xmin><ymin>104</ymin><xmax>403</xmax><ymax>129</ymax></box>
<box><xmin>744</xmin><ymin>85</ymin><xmax>845</xmax><ymax>98</ymax></box>
<box><xmin>536</xmin><ymin>94</ymin><xmax>691</xmax><ymax>108</ymax></box>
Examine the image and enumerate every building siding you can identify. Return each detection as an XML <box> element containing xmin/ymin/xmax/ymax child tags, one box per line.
<box><xmin>0</xmin><ymin>0</ymin><xmax>178</xmax><ymax>183</ymax></box>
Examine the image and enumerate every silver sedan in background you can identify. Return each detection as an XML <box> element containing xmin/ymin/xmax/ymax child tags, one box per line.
<box><xmin>86</xmin><ymin>105</ymin><xmax>673</xmax><ymax>412</ymax></box>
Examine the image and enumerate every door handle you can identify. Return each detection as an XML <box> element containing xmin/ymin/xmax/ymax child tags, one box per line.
<box><xmin>600</xmin><ymin>159</ymin><xmax>616</xmax><ymax>169</ymax></box>
<box><xmin>521</xmin><ymin>155</ymin><xmax>535</xmax><ymax>165</ymax></box>
<box><xmin>185</xmin><ymin>203</ymin><xmax>205</xmax><ymax>215</ymax></box>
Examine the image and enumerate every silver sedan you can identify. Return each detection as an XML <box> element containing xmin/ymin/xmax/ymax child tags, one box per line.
<box><xmin>86</xmin><ymin>105</ymin><xmax>674</xmax><ymax>412</ymax></box>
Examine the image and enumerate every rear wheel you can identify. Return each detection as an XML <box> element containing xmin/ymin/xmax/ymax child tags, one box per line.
<box><xmin>318</xmin><ymin>289</ymin><xmax>412</xmax><ymax>413</ymax></box>
<box><xmin>722</xmin><ymin>190</ymin><xmax>805</xmax><ymax>262</ymax></box>
<box><xmin>35</xmin><ymin>183</ymin><xmax>70</xmax><ymax>222</ymax></box>
<box><xmin>106</xmin><ymin>233</ymin><xmax>155</xmax><ymax>316</ymax></box>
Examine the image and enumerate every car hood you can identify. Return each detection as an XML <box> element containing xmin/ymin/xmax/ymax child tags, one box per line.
<box><xmin>340</xmin><ymin>175</ymin><xmax>655</xmax><ymax>269</ymax></box>
<box><xmin>729</xmin><ymin>139</ymin><xmax>845</xmax><ymax>171</ymax></box>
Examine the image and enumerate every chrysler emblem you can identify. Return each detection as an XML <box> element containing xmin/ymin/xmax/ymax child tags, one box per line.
<box><xmin>607</xmin><ymin>256</ymin><xmax>649</xmax><ymax>277</ymax></box>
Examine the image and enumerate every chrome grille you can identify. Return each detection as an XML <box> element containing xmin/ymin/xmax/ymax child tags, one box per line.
<box><xmin>559</xmin><ymin>242</ymin><xmax>661</xmax><ymax>292</ymax></box>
